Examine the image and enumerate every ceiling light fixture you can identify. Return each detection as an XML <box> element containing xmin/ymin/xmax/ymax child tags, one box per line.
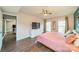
<box><xmin>40</xmin><ymin>9</ymin><xmax>52</xmax><ymax>16</ymax></box>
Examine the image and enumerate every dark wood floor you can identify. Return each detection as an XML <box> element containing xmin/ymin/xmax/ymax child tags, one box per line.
<box><xmin>1</xmin><ymin>33</ymin><xmax>54</xmax><ymax>52</ymax></box>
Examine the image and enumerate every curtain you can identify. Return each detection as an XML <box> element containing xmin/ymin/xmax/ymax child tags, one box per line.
<box><xmin>65</xmin><ymin>16</ymin><xmax>69</xmax><ymax>33</ymax></box>
<box><xmin>43</xmin><ymin>19</ymin><xmax>47</xmax><ymax>33</ymax></box>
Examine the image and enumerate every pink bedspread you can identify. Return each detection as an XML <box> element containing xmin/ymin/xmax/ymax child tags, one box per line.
<box><xmin>36</xmin><ymin>32</ymin><xmax>73</xmax><ymax>52</ymax></box>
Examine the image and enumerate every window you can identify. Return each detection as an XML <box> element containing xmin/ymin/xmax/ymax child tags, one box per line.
<box><xmin>58</xmin><ymin>20</ymin><xmax>65</xmax><ymax>34</ymax></box>
<box><xmin>46</xmin><ymin>21</ymin><xmax>51</xmax><ymax>32</ymax></box>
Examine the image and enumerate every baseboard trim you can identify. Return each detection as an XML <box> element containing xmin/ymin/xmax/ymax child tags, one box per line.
<box><xmin>16</xmin><ymin>36</ymin><xmax>31</xmax><ymax>41</ymax></box>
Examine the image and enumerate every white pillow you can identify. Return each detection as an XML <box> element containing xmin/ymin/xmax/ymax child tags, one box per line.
<box><xmin>72</xmin><ymin>30</ymin><xmax>79</xmax><ymax>46</ymax></box>
<box><xmin>64</xmin><ymin>30</ymin><xmax>72</xmax><ymax>37</ymax></box>
<box><xmin>73</xmin><ymin>38</ymin><xmax>79</xmax><ymax>46</ymax></box>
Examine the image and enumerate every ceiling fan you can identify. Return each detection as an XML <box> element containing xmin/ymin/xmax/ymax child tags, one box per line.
<box><xmin>40</xmin><ymin>9</ymin><xmax>52</xmax><ymax>16</ymax></box>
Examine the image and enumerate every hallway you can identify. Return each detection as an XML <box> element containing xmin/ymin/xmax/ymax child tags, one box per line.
<box><xmin>1</xmin><ymin>32</ymin><xmax>16</xmax><ymax>51</ymax></box>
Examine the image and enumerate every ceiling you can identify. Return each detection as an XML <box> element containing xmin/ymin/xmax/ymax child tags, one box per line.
<box><xmin>0</xmin><ymin>6</ymin><xmax>21</xmax><ymax>13</ymax></box>
<box><xmin>0</xmin><ymin>6</ymin><xmax>78</xmax><ymax>18</ymax></box>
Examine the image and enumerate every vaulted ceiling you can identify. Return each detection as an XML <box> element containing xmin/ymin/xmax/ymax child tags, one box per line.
<box><xmin>0</xmin><ymin>6</ymin><xmax>78</xmax><ymax>18</ymax></box>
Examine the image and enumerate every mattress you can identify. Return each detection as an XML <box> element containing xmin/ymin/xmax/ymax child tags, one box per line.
<box><xmin>35</xmin><ymin>32</ymin><xmax>76</xmax><ymax>52</ymax></box>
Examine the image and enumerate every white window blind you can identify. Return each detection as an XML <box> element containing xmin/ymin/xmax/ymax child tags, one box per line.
<box><xmin>58</xmin><ymin>20</ymin><xmax>65</xmax><ymax>34</ymax></box>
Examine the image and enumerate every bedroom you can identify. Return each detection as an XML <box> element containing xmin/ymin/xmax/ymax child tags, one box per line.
<box><xmin>0</xmin><ymin>6</ymin><xmax>79</xmax><ymax>52</ymax></box>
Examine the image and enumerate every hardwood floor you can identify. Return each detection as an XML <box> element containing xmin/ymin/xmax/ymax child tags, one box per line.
<box><xmin>1</xmin><ymin>33</ymin><xmax>54</xmax><ymax>52</ymax></box>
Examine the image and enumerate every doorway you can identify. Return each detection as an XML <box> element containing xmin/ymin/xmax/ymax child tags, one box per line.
<box><xmin>46</xmin><ymin>19</ymin><xmax>52</xmax><ymax>32</ymax></box>
<box><xmin>1</xmin><ymin>14</ymin><xmax>16</xmax><ymax>51</ymax></box>
<box><xmin>43</xmin><ymin>19</ymin><xmax>52</xmax><ymax>33</ymax></box>
<box><xmin>46</xmin><ymin>21</ymin><xmax>52</xmax><ymax>32</ymax></box>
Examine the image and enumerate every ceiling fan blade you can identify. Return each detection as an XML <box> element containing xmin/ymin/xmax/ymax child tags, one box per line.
<box><xmin>41</xmin><ymin>9</ymin><xmax>52</xmax><ymax>16</ymax></box>
<box><xmin>49</xmin><ymin>13</ymin><xmax>52</xmax><ymax>14</ymax></box>
<box><xmin>46</xmin><ymin>10</ymin><xmax>48</xmax><ymax>14</ymax></box>
<box><xmin>42</xmin><ymin>9</ymin><xmax>45</xmax><ymax>14</ymax></box>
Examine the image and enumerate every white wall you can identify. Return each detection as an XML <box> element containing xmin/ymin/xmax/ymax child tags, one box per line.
<box><xmin>16</xmin><ymin>12</ymin><xmax>74</xmax><ymax>40</ymax></box>
<box><xmin>17</xmin><ymin>12</ymin><xmax>44</xmax><ymax>40</ymax></box>
<box><xmin>30</xmin><ymin>19</ymin><xmax>44</xmax><ymax>38</ymax></box>
<box><xmin>0</xmin><ymin>9</ymin><xmax>3</xmax><ymax>50</ymax></box>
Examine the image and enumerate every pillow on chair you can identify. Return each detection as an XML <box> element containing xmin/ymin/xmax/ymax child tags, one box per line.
<box><xmin>66</xmin><ymin>34</ymin><xmax>77</xmax><ymax>44</ymax></box>
<box><xmin>74</xmin><ymin>38</ymin><xmax>79</xmax><ymax>46</ymax></box>
<box><xmin>64</xmin><ymin>30</ymin><xmax>72</xmax><ymax>37</ymax></box>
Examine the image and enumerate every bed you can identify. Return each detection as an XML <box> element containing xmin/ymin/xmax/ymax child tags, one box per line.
<box><xmin>35</xmin><ymin>32</ymin><xmax>79</xmax><ymax>52</ymax></box>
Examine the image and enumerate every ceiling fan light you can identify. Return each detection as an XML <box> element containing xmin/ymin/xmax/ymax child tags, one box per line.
<box><xmin>44</xmin><ymin>14</ymin><xmax>48</xmax><ymax>16</ymax></box>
